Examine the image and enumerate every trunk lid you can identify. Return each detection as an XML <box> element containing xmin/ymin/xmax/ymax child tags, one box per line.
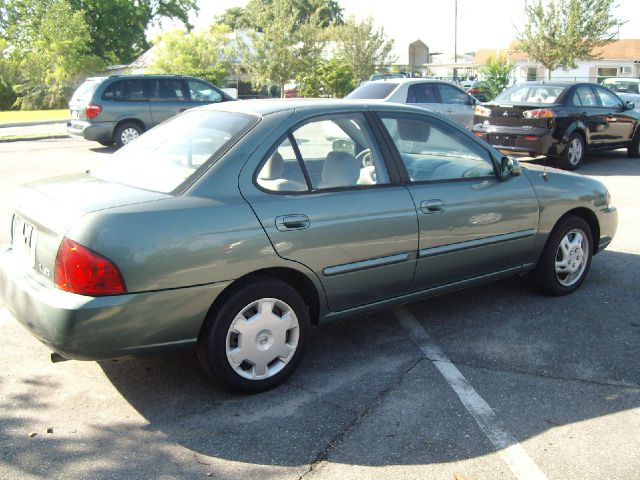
<box><xmin>478</xmin><ymin>103</ymin><xmax>557</xmax><ymax>129</ymax></box>
<box><xmin>10</xmin><ymin>174</ymin><xmax>170</xmax><ymax>288</ymax></box>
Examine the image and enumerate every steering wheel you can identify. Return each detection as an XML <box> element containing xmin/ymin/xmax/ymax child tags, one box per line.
<box><xmin>356</xmin><ymin>149</ymin><xmax>373</xmax><ymax>167</ymax></box>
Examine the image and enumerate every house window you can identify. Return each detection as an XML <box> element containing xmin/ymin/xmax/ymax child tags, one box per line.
<box><xmin>597</xmin><ymin>67</ymin><xmax>619</xmax><ymax>84</ymax></box>
<box><xmin>526</xmin><ymin>67</ymin><xmax>538</xmax><ymax>81</ymax></box>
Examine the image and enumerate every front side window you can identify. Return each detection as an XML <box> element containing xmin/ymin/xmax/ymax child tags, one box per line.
<box><xmin>188</xmin><ymin>80</ymin><xmax>222</xmax><ymax>102</ymax></box>
<box><xmin>594</xmin><ymin>86</ymin><xmax>621</xmax><ymax>108</ymax></box>
<box><xmin>381</xmin><ymin>114</ymin><xmax>495</xmax><ymax>182</ymax></box>
<box><xmin>149</xmin><ymin>79</ymin><xmax>187</xmax><ymax>101</ymax></box>
<box><xmin>256</xmin><ymin>114</ymin><xmax>390</xmax><ymax>192</ymax></box>
<box><xmin>437</xmin><ymin>84</ymin><xmax>470</xmax><ymax>104</ymax></box>
<box><xmin>91</xmin><ymin>110</ymin><xmax>257</xmax><ymax>193</ymax></box>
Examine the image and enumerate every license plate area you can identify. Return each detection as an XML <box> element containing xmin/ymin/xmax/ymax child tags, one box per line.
<box><xmin>71</xmin><ymin>110</ymin><xmax>79</xmax><ymax>120</ymax></box>
<box><xmin>490</xmin><ymin>134</ymin><xmax>516</xmax><ymax>147</ymax></box>
<box><xmin>11</xmin><ymin>215</ymin><xmax>38</xmax><ymax>268</ymax></box>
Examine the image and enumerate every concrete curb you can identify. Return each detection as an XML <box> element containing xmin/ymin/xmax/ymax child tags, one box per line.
<box><xmin>0</xmin><ymin>134</ymin><xmax>70</xmax><ymax>143</ymax></box>
<box><xmin>0</xmin><ymin>119</ymin><xmax>68</xmax><ymax>128</ymax></box>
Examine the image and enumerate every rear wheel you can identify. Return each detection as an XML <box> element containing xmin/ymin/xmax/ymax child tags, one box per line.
<box><xmin>197</xmin><ymin>277</ymin><xmax>311</xmax><ymax>393</ymax></box>
<box><xmin>628</xmin><ymin>128</ymin><xmax>640</xmax><ymax>158</ymax></box>
<box><xmin>114</xmin><ymin>122</ymin><xmax>142</xmax><ymax>148</ymax></box>
<box><xmin>558</xmin><ymin>133</ymin><xmax>585</xmax><ymax>170</ymax></box>
<box><xmin>532</xmin><ymin>215</ymin><xmax>592</xmax><ymax>296</ymax></box>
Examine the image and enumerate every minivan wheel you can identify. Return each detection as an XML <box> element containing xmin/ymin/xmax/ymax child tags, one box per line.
<box><xmin>197</xmin><ymin>277</ymin><xmax>311</xmax><ymax>393</ymax></box>
<box><xmin>114</xmin><ymin>122</ymin><xmax>142</xmax><ymax>148</ymax></box>
<box><xmin>532</xmin><ymin>215</ymin><xmax>592</xmax><ymax>296</ymax></box>
<box><xmin>558</xmin><ymin>133</ymin><xmax>585</xmax><ymax>170</ymax></box>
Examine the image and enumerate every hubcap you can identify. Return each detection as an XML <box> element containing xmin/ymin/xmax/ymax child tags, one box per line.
<box><xmin>120</xmin><ymin>127</ymin><xmax>139</xmax><ymax>145</ymax></box>
<box><xmin>225</xmin><ymin>298</ymin><xmax>300</xmax><ymax>381</ymax></box>
<box><xmin>554</xmin><ymin>228</ymin><xmax>589</xmax><ymax>286</ymax></box>
<box><xmin>568</xmin><ymin>138</ymin><xmax>583</xmax><ymax>165</ymax></box>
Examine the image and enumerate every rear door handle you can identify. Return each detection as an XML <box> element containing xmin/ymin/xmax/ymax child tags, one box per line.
<box><xmin>275</xmin><ymin>214</ymin><xmax>310</xmax><ymax>231</ymax></box>
<box><xmin>420</xmin><ymin>199</ymin><xmax>445</xmax><ymax>214</ymax></box>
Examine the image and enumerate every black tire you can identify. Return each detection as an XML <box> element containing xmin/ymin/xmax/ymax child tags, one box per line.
<box><xmin>532</xmin><ymin>215</ymin><xmax>593</xmax><ymax>296</ymax></box>
<box><xmin>628</xmin><ymin>128</ymin><xmax>640</xmax><ymax>158</ymax></box>
<box><xmin>114</xmin><ymin>122</ymin><xmax>143</xmax><ymax>148</ymax></box>
<box><xmin>558</xmin><ymin>133</ymin><xmax>585</xmax><ymax>170</ymax></box>
<box><xmin>197</xmin><ymin>277</ymin><xmax>311</xmax><ymax>393</ymax></box>
<box><xmin>97</xmin><ymin>139</ymin><xmax>113</xmax><ymax>147</ymax></box>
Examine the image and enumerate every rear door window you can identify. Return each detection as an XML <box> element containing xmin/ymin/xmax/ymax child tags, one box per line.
<box><xmin>407</xmin><ymin>83</ymin><xmax>439</xmax><ymax>103</ymax></box>
<box><xmin>573</xmin><ymin>86</ymin><xmax>598</xmax><ymax>107</ymax></box>
<box><xmin>101</xmin><ymin>80</ymin><xmax>147</xmax><ymax>101</ymax></box>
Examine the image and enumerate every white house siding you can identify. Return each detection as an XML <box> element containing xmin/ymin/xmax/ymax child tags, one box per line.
<box><xmin>513</xmin><ymin>60</ymin><xmax>640</xmax><ymax>83</ymax></box>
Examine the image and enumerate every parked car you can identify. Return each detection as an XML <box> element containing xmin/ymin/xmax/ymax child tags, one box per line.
<box><xmin>346</xmin><ymin>78</ymin><xmax>477</xmax><ymax>129</ymax></box>
<box><xmin>1</xmin><ymin>100</ymin><xmax>617</xmax><ymax>393</ymax></box>
<box><xmin>472</xmin><ymin>81</ymin><xmax>640</xmax><ymax>169</ymax></box>
<box><xmin>67</xmin><ymin>74</ymin><xmax>235</xmax><ymax>147</ymax></box>
<box><xmin>600</xmin><ymin>77</ymin><xmax>640</xmax><ymax>107</ymax></box>
<box><xmin>464</xmin><ymin>80</ymin><xmax>492</xmax><ymax>102</ymax></box>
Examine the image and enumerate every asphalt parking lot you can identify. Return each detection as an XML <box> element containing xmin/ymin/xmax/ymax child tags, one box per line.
<box><xmin>0</xmin><ymin>137</ymin><xmax>639</xmax><ymax>479</ymax></box>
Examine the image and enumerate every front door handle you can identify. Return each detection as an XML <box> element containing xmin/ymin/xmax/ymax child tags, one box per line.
<box><xmin>420</xmin><ymin>199</ymin><xmax>445</xmax><ymax>214</ymax></box>
<box><xmin>275</xmin><ymin>214</ymin><xmax>310</xmax><ymax>231</ymax></box>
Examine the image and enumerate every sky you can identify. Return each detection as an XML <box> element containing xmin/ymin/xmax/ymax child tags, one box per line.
<box><xmin>177</xmin><ymin>0</ymin><xmax>639</xmax><ymax>60</ymax></box>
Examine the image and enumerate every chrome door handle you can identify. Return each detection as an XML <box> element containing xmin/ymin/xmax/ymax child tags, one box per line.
<box><xmin>275</xmin><ymin>214</ymin><xmax>310</xmax><ymax>231</ymax></box>
<box><xmin>420</xmin><ymin>199</ymin><xmax>445</xmax><ymax>214</ymax></box>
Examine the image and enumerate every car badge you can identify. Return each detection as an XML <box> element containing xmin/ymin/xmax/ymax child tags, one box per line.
<box><xmin>503</xmin><ymin>111</ymin><xmax>509</xmax><ymax>117</ymax></box>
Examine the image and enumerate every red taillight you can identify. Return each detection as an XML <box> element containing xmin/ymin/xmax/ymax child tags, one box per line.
<box><xmin>474</xmin><ymin>105</ymin><xmax>492</xmax><ymax>117</ymax></box>
<box><xmin>469</xmin><ymin>88</ymin><xmax>481</xmax><ymax>93</ymax></box>
<box><xmin>524</xmin><ymin>135</ymin><xmax>538</xmax><ymax>141</ymax></box>
<box><xmin>55</xmin><ymin>238</ymin><xmax>126</xmax><ymax>296</ymax></box>
<box><xmin>522</xmin><ymin>108</ymin><xmax>555</xmax><ymax>119</ymax></box>
<box><xmin>85</xmin><ymin>104</ymin><xmax>102</xmax><ymax>120</ymax></box>
<box><xmin>473</xmin><ymin>131</ymin><xmax>484</xmax><ymax>137</ymax></box>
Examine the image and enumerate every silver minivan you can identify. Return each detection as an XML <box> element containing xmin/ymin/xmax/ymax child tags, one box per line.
<box><xmin>67</xmin><ymin>74</ymin><xmax>235</xmax><ymax>147</ymax></box>
<box><xmin>346</xmin><ymin>78</ymin><xmax>477</xmax><ymax>129</ymax></box>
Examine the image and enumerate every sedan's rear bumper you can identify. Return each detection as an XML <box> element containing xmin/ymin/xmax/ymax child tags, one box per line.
<box><xmin>0</xmin><ymin>246</ymin><xmax>229</xmax><ymax>360</ymax></box>
<box><xmin>473</xmin><ymin>124</ymin><xmax>563</xmax><ymax>158</ymax></box>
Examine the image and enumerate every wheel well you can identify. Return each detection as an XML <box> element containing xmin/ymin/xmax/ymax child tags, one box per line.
<box><xmin>559</xmin><ymin>208</ymin><xmax>600</xmax><ymax>255</ymax></box>
<box><xmin>199</xmin><ymin>268</ymin><xmax>321</xmax><ymax>341</ymax></box>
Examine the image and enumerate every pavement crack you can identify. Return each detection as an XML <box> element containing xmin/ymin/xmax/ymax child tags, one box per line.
<box><xmin>297</xmin><ymin>357</ymin><xmax>424</xmax><ymax>480</ymax></box>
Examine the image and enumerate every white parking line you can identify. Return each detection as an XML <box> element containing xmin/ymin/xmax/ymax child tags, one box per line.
<box><xmin>394</xmin><ymin>306</ymin><xmax>548</xmax><ymax>480</ymax></box>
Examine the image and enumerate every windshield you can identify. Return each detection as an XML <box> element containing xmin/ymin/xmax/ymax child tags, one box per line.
<box><xmin>71</xmin><ymin>79</ymin><xmax>102</xmax><ymax>103</ymax></box>
<box><xmin>91</xmin><ymin>110</ymin><xmax>258</xmax><ymax>193</ymax></box>
<box><xmin>346</xmin><ymin>82</ymin><xmax>399</xmax><ymax>100</ymax></box>
<box><xmin>494</xmin><ymin>84</ymin><xmax>565</xmax><ymax>104</ymax></box>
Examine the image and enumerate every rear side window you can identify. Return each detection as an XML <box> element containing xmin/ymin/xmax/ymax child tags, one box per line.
<box><xmin>149</xmin><ymin>79</ymin><xmax>188</xmax><ymax>101</ymax></box>
<box><xmin>101</xmin><ymin>80</ymin><xmax>147</xmax><ymax>101</ymax></box>
<box><xmin>407</xmin><ymin>83</ymin><xmax>439</xmax><ymax>103</ymax></box>
<box><xmin>345</xmin><ymin>82</ymin><xmax>398</xmax><ymax>100</ymax></box>
<box><xmin>71</xmin><ymin>79</ymin><xmax>101</xmax><ymax>103</ymax></box>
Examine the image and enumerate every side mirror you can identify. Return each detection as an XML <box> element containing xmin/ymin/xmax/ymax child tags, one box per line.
<box><xmin>499</xmin><ymin>156</ymin><xmax>522</xmax><ymax>179</ymax></box>
<box><xmin>625</xmin><ymin>100</ymin><xmax>635</xmax><ymax>111</ymax></box>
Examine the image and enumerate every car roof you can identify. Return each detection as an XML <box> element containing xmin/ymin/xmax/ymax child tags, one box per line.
<box><xmin>195</xmin><ymin>98</ymin><xmax>435</xmax><ymax>117</ymax></box>
<box><xmin>366</xmin><ymin>78</ymin><xmax>457</xmax><ymax>86</ymax></box>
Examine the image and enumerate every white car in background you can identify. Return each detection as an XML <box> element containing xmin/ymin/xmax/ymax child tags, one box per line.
<box><xmin>346</xmin><ymin>78</ymin><xmax>478</xmax><ymax>129</ymax></box>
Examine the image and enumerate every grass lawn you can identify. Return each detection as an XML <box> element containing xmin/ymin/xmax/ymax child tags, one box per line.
<box><xmin>0</xmin><ymin>109</ymin><xmax>69</xmax><ymax>125</ymax></box>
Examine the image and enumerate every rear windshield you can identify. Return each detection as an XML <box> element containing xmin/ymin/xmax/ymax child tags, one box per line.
<box><xmin>71</xmin><ymin>79</ymin><xmax>102</xmax><ymax>103</ymax></box>
<box><xmin>494</xmin><ymin>85</ymin><xmax>566</xmax><ymax>104</ymax></box>
<box><xmin>602</xmin><ymin>80</ymin><xmax>639</xmax><ymax>94</ymax></box>
<box><xmin>90</xmin><ymin>110</ymin><xmax>258</xmax><ymax>193</ymax></box>
<box><xmin>346</xmin><ymin>82</ymin><xmax>399</xmax><ymax>100</ymax></box>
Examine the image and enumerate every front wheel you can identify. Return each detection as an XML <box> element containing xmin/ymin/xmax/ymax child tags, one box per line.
<box><xmin>197</xmin><ymin>277</ymin><xmax>311</xmax><ymax>393</ymax></box>
<box><xmin>558</xmin><ymin>133</ymin><xmax>585</xmax><ymax>170</ymax></box>
<box><xmin>532</xmin><ymin>215</ymin><xmax>592</xmax><ymax>296</ymax></box>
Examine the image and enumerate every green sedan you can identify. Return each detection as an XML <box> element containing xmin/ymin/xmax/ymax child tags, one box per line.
<box><xmin>0</xmin><ymin>100</ymin><xmax>617</xmax><ymax>393</ymax></box>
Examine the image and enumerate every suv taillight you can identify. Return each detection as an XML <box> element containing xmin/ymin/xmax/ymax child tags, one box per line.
<box><xmin>86</xmin><ymin>104</ymin><xmax>102</xmax><ymax>120</ymax></box>
<box><xmin>55</xmin><ymin>238</ymin><xmax>126</xmax><ymax>296</ymax></box>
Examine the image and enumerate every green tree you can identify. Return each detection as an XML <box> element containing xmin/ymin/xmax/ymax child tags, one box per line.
<box><xmin>149</xmin><ymin>25</ymin><xmax>235</xmax><ymax>86</ymax></box>
<box><xmin>296</xmin><ymin>58</ymin><xmax>356</xmax><ymax>98</ymax></box>
<box><xmin>0</xmin><ymin>38</ymin><xmax>17</xmax><ymax>109</ymax></box>
<box><xmin>241</xmin><ymin>0</ymin><xmax>326</xmax><ymax>97</ymax></box>
<box><xmin>66</xmin><ymin>0</ymin><xmax>198</xmax><ymax>64</ymax></box>
<box><xmin>332</xmin><ymin>17</ymin><xmax>396</xmax><ymax>83</ymax></box>
<box><xmin>7</xmin><ymin>0</ymin><xmax>103</xmax><ymax>109</ymax></box>
<box><xmin>516</xmin><ymin>0</ymin><xmax>621</xmax><ymax>79</ymax></box>
<box><xmin>482</xmin><ymin>55</ymin><xmax>514</xmax><ymax>100</ymax></box>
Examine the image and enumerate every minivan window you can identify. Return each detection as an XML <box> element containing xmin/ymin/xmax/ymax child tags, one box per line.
<box><xmin>149</xmin><ymin>79</ymin><xmax>187</xmax><ymax>101</ymax></box>
<box><xmin>101</xmin><ymin>79</ymin><xmax>147</xmax><ymax>101</ymax></box>
<box><xmin>90</xmin><ymin>111</ymin><xmax>257</xmax><ymax>193</ymax></box>
<box><xmin>71</xmin><ymin>79</ymin><xmax>102</xmax><ymax>103</ymax></box>
<box><xmin>346</xmin><ymin>82</ymin><xmax>398</xmax><ymax>100</ymax></box>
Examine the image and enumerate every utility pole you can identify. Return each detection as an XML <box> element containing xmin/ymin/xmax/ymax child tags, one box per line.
<box><xmin>454</xmin><ymin>0</ymin><xmax>458</xmax><ymax>81</ymax></box>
